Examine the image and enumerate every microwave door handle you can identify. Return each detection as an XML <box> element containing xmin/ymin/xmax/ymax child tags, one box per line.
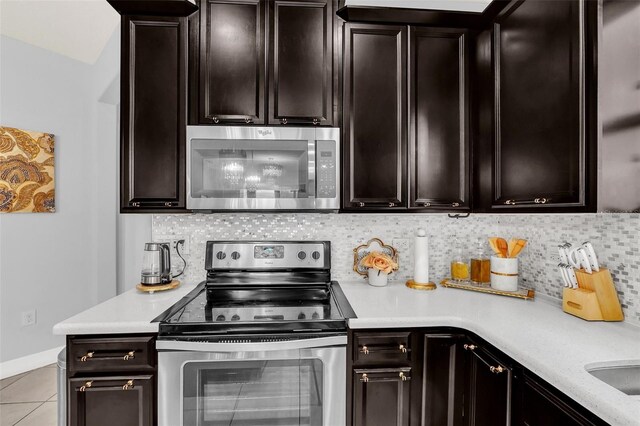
<box><xmin>308</xmin><ymin>138</ymin><xmax>316</xmax><ymax>197</ymax></box>
<box><xmin>156</xmin><ymin>335</ymin><xmax>347</xmax><ymax>353</ymax></box>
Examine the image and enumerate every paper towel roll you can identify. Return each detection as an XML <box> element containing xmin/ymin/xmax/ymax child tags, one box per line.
<box><xmin>413</xmin><ymin>228</ymin><xmax>429</xmax><ymax>283</ymax></box>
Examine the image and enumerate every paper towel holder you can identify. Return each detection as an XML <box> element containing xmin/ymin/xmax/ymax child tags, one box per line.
<box><xmin>406</xmin><ymin>228</ymin><xmax>436</xmax><ymax>290</ymax></box>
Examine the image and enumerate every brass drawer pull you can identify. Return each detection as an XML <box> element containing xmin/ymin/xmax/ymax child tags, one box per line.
<box><xmin>360</xmin><ymin>373</ymin><xmax>369</xmax><ymax>383</ymax></box>
<box><xmin>123</xmin><ymin>351</ymin><xmax>135</xmax><ymax>361</ymax></box>
<box><xmin>360</xmin><ymin>345</ymin><xmax>369</xmax><ymax>355</ymax></box>
<box><xmin>312</xmin><ymin>118</ymin><xmax>319</xmax><ymax>125</ymax></box>
<box><xmin>399</xmin><ymin>344</ymin><xmax>407</xmax><ymax>353</ymax></box>
<box><xmin>490</xmin><ymin>365</ymin><xmax>505</xmax><ymax>374</ymax></box>
<box><xmin>79</xmin><ymin>381</ymin><xmax>93</xmax><ymax>392</ymax></box>
<box><xmin>463</xmin><ymin>344</ymin><xmax>477</xmax><ymax>351</ymax></box>
<box><xmin>80</xmin><ymin>351</ymin><xmax>94</xmax><ymax>362</ymax></box>
<box><xmin>122</xmin><ymin>380</ymin><xmax>135</xmax><ymax>390</ymax></box>
<box><xmin>281</xmin><ymin>118</ymin><xmax>288</xmax><ymax>125</ymax></box>
<box><xmin>399</xmin><ymin>372</ymin><xmax>409</xmax><ymax>381</ymax></box>
<box><xmin>504</xmin><ymin>197</ymin><xmax>551</xmax><ymax>206</ymax></box>
<box><xmin>212</xmin><ymin>117</ymin><xmax>220</xmax><ymax>124</ymax></box>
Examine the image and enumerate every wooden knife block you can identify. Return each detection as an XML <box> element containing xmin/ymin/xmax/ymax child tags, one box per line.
<box><xmin>562</xmin><ymin>268</ymin><xmax>624</xmax><ymax>321</ymax></box>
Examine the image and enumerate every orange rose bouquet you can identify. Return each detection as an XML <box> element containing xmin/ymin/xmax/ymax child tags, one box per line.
<box><xmin>360</xmin><ymin>251</ymin><xmax>399</xmax><ymax>275</ymax></box>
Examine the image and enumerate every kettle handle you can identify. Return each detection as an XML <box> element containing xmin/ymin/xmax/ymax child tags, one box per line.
<box><xmin>160</xmin><ymin>243</ymin><xmax>172</xmax><ymax>281</ymax></box>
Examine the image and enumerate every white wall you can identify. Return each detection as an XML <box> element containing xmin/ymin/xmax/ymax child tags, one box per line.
<box><xmin>0</xmin><ymin>30</ymin><xmax>122</xmax><ymax>363</ymax></box>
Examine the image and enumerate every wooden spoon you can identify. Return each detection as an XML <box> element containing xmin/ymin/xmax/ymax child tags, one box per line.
<box><xmin>509</xmin><ymin>239</ymin><xmax>528</xmax><ymax>257</ymax></box>
<box><xmin>489</xmin><ymin>237</ymin><xmax>505</xmax><ymax>258</ymax></box>
<box><xmin>508</xmin><ymin>239</ymin><xmax>518</xmax><ymax>258</ymax></box>
<box><xmin>496</xmin><ymin>238</ymin><xmax>509</xmax><ymax>258</ymax></box>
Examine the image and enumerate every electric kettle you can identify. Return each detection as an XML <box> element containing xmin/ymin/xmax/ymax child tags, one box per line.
<box><xmin>141</xmin><ymin>242</ymin><xmax>172</xmax><ymax>285</ymax></box>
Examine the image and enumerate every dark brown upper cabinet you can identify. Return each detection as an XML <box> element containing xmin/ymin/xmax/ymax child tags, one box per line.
<box><xmin>409</xmin><ymin>27</ymin><xmax>470</xmax><ymax>211</ymax></box>
<box><xmin>474</xmin><ymin>0</ymin><xmax>597</xmax><ymax>212</ymax></box>
<box><xmin>198</xmin><ymin>0</ymin><xmax>265</xmax><ymax>124</ymax></box>
<box><xmin>343</xmin><ymin>24</ymin><xmax>407</xmax><ymax>209</ymax></box>
<box><xmin>268</xmin><ymin>0</ymin><xmax>335</xmax><ymax>125</ymax></box>
<box><xmin>121</xmin><ymin>15</ymin><xmax>187</xmax><ymax>212</ymax></box>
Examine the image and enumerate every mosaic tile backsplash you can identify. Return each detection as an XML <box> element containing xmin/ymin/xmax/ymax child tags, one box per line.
<box><xmin>153</xmin><ymin>213</ymin><xmax>640</xmax><ymax>325</ymax></box>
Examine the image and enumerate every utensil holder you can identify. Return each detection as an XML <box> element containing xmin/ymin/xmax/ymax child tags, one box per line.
<box><xmin>562</xmin><ymin>268</ymin><xmax>623</xmax><ymax>321</ymax></box>
<box><xmin>490</xmin><ymin>256</ymin><xmax>518</xmax><ymax>291</ymax></box>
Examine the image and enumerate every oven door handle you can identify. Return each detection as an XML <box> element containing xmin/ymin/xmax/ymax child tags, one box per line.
<box><xmin>156</xmin><ymin>335</ymin><xmax>347</xmax><ymax>352</ymax></box>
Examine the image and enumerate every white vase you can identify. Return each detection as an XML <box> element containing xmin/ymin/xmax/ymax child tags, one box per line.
<box><xmin>368</xmin><ymin>269</ymin><xmax>389</xmax><ymax>287</ymax></box>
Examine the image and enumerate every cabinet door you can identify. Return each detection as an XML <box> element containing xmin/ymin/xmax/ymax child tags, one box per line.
<box><xmin>199</xmin><ymin>0</ymin><xmax>265</xmax><ymax>124</ymax></box>
<box><xmin>268</xmin><ymin>0</ymin><xmax>334</xmax><ymax>125</ymax></box>
<box><xmin>516</xmin><ymin>372</ymin><xmax>606</xmax><ymax>426</ymax></box>
<box><xmin>343</xmin><ymin>24</ymin><xmax>407</xmax><ymax>209</ymax></box>
<box><xmin>121</xmin><ymin>16</ymin><xmax>187</xmax><ymax>212</ymax></box>
<box><xmin>409</xmin><ymin>27</ymin><xmax>469</xmax><ymax>211</ymax></box>
<box><xmin>463</xmin><ymin>342</ymin><xmax>512</xmax><ymax>426</ymax></box>
<box><xmin>422</xmin><ymin>334</ymin><xmax>465</xmax><ymax>426</ymax></box>
<box><xmin>353</xmin><ymin>367</ymin><xmax>412</xmax><ymax>426</ymax></box>
<box><xmin>480</xmin><ymin>0</ymin><xmax>595</xmax><ymax>211</ymax></box>
<box><xmin>69</xmin><ymin>375</ymin><xmax>154</xmax><ymax>426</ymax></box>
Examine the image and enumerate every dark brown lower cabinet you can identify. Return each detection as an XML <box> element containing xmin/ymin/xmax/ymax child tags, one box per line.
<box><xmin>353</xmin><ymin>367</ymin><xmax>412</xmax><ymax>426</ymax></box>
<box><xmin>69</xmin><ymin>375</ymin><xmax>154</xmax><ymax>426</ymax></box>
<box><xmin>515</xmin><ymin>371</ymin><xmax>608</xmax><ymax>426</ymax></box>
<box><xmin>67</xmin><ymin>334</ymin><xmax>157</xmax><ymax>426</ymax></box>
<box><xmin>463</xmin><ymin>341</ymin><xmax>512</xmax><ymax>426</ymax></box>
<box><xmin>422</xmin><ymin>333</ymin><xmax>465</xmax><ymax>426</ymax></box>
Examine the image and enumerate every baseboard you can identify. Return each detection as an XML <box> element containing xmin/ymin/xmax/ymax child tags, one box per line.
<box><xmin>0</xmin><ymin>345</ymin><xmax>64</xmax><ymax>379</ymax></box>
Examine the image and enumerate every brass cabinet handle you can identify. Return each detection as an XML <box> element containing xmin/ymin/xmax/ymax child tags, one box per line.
<box><xmin>360</xmin><ymin>345</ymin><xmax>369</xmax><ymax>355</ymax></box>
<box><xmin>398</xmin><ymin>344</ymin><xmax>407</xmax><ymax>353</ymax></box>
<box><xmin>80</xmin><ymin>350</ymin><xmax>136</xmax><ymax>362</ymax></box>
<box><xmin>490</xmin><ymin>365</ymin><xmax>505</xmax><ymax>374</ymax></box>
<box><xmin>80</xmin><ymin>351</ymin><xmax>94</xmax><ymax>362</ymax></box>
<box><xmin>504</xmin><ymin>197</ymin><xmax>551</xmax><ymax>206</ymax></box>
<box><xmin>244</xmin><ymin>117</ymin><xmax>253</xmax><ymax>124</ymax></box>
<box><xmin>312</xmin><ymin>118</ymin><xmax>319</xmax><ymax>125</ymax></box>
<box><xmin>358</xmin><ymin>202</ymin><xmax>365</xmax><ymax>207</ymax></box>
<box><xmin>360</xmin><ymin>373</ymin><xmax>369</xmax><ymax>383</ymax></box>
<box><xmin>452</xmin><ymin>202</ymin><xmax>460</xmax><ymax>207</ymax></box>
<box><xmin>281</xmin><ymin>118</ymin><xmax>288</xmax><ymax>125</ymax></box>
<box><xmin>463</xmin><ymin>344</ymin><xmax>477</xmax><ymax>351</ymax></box>
<box><xmin>78</xmin><ymin>379</ymin><xmax>134</xmax><ymax>392</ymax></box>
<box><xmin>130</xmin><ymin>202</ymin><xmax>141</xmax><ymax>207</ymax></box>
<box><xmin>389</xmin><ymin>202</ymin><xmax>396</xmax><ymax>207</ymax></box>
<box><xmin>212</xmin><ymin>117</ymin><xmax>220</xmax><ymax>124</ymax></box>
<box><xmin>417</xmin><ymin>201</ymin><xmax>461</xmax><ymax>207</ymax></box>
<box><xmin>399</xmin><ymin>372</ymin><xmax>408</xmax><ymax>381</ymax></box>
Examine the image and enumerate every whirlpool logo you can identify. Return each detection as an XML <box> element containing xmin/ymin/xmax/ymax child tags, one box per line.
<box><xmin>258</xmin><ymin>129</ymin><xmax>272</xmax><ymax>136</ymax></box>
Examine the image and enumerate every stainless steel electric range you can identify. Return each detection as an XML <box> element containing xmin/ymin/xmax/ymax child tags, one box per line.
<box><xmin>155</xmin><ymin>241</ymin><xmax>355</xmax><ymax>426</ymax></box>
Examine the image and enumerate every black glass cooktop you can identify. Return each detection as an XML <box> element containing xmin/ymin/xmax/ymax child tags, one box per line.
<box><xmin>156</xmin><ymin>282</ymin><xmax>355</xmax><ymax>338</ymax></box>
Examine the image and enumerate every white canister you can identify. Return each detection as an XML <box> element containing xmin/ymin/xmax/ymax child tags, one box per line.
<box><xmin>490</xmin><ymin>256</ymin><xmax>518</xmax><ymax>291</ymax></box>
<box><xmin>368</xmin><ymin>269</ymin><xmax>389</xmax><ymax>287</ymax></box>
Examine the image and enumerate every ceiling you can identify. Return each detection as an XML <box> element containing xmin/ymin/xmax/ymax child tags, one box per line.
<box><xmin>343</xmin><ymin>0</ymin><xmax>494</xmax><ymax>13</ymax></box>
<box><xmin>0</xmin><ymin>0</ymin><xmax>119</xmax><ymax>65</ymax></box>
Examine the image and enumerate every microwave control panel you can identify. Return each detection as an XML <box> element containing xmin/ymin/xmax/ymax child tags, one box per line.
<box><xmin>317</xmin><ymin>139</ymin><xmax>337</xmax><ymax>198</ymax></box>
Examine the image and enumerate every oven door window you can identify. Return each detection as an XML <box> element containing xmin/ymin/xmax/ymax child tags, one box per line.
<box><xmin>183</xmin><ymin>359</ymin><xmax>323</xmax><ymax>426</ymax></box>
<box><xmin>191</xmin><ymin>139</ymin><xmax>314</xmax><ymax>200</ymax></box>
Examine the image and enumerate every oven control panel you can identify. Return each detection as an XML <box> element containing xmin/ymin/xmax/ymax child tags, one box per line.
<box><xmin>207</xmin><ymin>241</ymin><xmax>330</xmax><ymax>270</ymax></box>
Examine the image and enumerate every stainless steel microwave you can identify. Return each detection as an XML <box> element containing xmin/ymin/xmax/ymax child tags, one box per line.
<box><xmin>187</xmin><ymin>126</ymin><xmax>340</xmax><ymax>210</ymax></box>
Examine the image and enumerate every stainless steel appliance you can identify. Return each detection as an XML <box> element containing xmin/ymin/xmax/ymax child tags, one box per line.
<box><xmin>187</xmin><ymin>126</ymin><xmax>340</xmax><ymax>210</ymax></box>
<box><xmin>155</xmin><ymin>241</ymin><xmax>354</xmax><ymax>426</ymax></box>
<box><xmin>141</xmin><ymin>242</ymin><xmax>172</xmax><ymax>285</ymax></box>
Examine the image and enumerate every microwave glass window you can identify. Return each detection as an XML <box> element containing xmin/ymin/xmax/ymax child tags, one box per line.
<box><xmin>191</xmin><ymin>139</ymin><xmax>313</xmax><ymax>200</ymax></box>
<box><xmin>183</xmin><ymin>359</ymin><xmax>323</xmax><ymax>426</ymax></box>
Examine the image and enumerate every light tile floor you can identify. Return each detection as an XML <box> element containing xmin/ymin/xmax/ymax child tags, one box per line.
<box><xmin>0</xmin><ymin>365</ymin><xmax>57</xmax><ymax>426</ymax></box>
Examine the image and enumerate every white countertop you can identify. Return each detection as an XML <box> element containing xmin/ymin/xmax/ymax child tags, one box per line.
<box><xmin>52</xmin><ymin>282</ymin><xmax>199</xmax><ymax>335</ymax></box>
<box><xmin>53</xmin><ymin>279</ymin><xmax>640</xmax><ymax>425</ymax></box>
<box><xmin>340</xmin><ymin>280</ymin><xmax>640</xmax><ymax>426</ymax></box>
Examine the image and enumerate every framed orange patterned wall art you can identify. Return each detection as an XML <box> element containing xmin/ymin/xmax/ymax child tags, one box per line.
<box><xmin>0</xmin><ymin>126</ymin><xmax>55</xmax><ymax>213</ymax></box>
